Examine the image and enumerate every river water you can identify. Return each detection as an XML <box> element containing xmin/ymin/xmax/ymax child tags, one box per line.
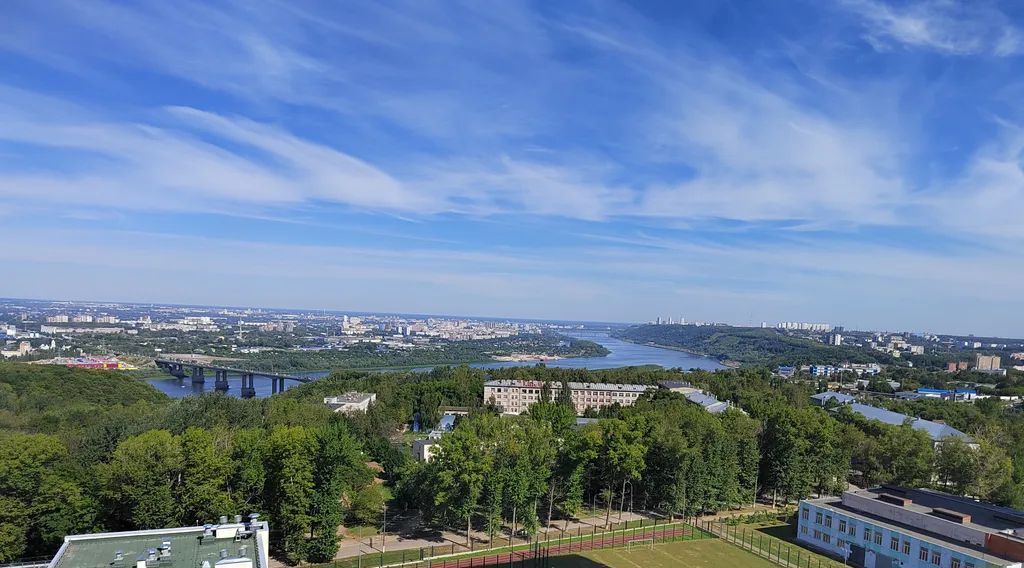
<box><xmin>146</xmin><ymin>333</ymin><xmax>723</xmax><ymax>399</ymax></box>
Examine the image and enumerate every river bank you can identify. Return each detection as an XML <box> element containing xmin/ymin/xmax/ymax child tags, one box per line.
<box><xmin>610</xmin><ymin>336</ymin><xmax>741</xmax><ymax>368</ymax></box>
<box><xmin>146</xmin><ymin>332</ymin><xmax>724</xmax><ymax>398</ymax></box>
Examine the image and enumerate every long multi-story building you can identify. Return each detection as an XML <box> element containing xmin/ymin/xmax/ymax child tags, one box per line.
<box><xmin>483</xmin><ymin>379</ymin><xmax>656</xmax><ymax>415</ymax></box>
<box><xmin>798</xmin><ymin>487</ymin><xmax>1024</xmax><ymax>568</ymax></box>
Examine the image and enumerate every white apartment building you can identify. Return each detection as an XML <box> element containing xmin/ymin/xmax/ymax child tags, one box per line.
<box><xmin>484</xmin><ymin>379</ymin><xmax>656</xmax><ymax>415</ymax></box>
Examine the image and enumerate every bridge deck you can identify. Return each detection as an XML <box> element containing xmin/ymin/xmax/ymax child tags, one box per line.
<box><xmin>154</xmin><ymin>358</ymin><xmax>311</xmax><ymax>382</ymax></box>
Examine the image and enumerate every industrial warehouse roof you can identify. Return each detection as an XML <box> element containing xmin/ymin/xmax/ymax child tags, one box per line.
<box><xmin>811</xmin><ymin>391</ymin><xmax>856</xmax><ymax>404</ymax></box>
<box><xmin>847</xmin><ymin>403</ymin><xmax>973</xmax><ymax>443</ymax></box>
<box><xmin>51</xmin><ymin>525</ymin><xmax>262</xmax><ymax>568</ymax></box>
<box><xmin>684</xmin><ymin>391</ymin><xmax>731</xmax><ymax>414</ymax></box>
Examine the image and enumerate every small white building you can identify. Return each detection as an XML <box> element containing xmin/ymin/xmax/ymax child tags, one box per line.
<box><xmin>323</xmin><ymin>392</ymin><xmax>376</xmax><ymax>413</ymax></box>
<box><xmin>411</xmin><ymin>439</ymin><xmax>438</xmax><ymax>462</ymax></box>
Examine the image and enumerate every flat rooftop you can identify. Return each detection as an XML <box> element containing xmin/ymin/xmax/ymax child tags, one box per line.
<box><xmin>324</xmin><ymin>392</ymin><xmax>374</xmax><ymax>403</ymax></box>
<box><xmin>807</xmin><ymin>487</ymin><xmax>1024</xmax><ymax>566</ymax></box>
<box><xmin>52</xmin><ymin>526</ymin><xmax>262</xmax><ymax>568</ymax></box>
<box><xmin>854</xmin><ymin>487</ymin><xmax>1024</xmax><ymax>533</ymax></box>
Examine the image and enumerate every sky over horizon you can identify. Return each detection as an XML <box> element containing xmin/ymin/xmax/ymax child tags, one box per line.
<box><xmin>1</xmin><ymin>0</ymin><xmax>1023</xmax><ymax>336</ymax></box>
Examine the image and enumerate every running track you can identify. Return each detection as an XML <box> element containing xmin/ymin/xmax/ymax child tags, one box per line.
<box><xmin>423</xmin><ymin>526</ymin><xmax>700</xmax><ymax>568</ymax></box>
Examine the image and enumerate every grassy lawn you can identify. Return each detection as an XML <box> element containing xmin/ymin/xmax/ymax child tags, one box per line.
<box><xmin>550</xmin><ymin>539</ymin><xmax>778</xmax><ymax>568</ymax></box>
<box><xmin>714</xmin><ymin>521</ymin><xmax>844</xmax><ymax>568</ymax></box>
<box><xmin>326</xmin><ymin>521</ymin><xmax>705</xmax><ymax>568</ymax></box>
<box><xmin>345</xmin><ymin>525</ymin><xmax>380</xmax><ymax>538</ymax></box>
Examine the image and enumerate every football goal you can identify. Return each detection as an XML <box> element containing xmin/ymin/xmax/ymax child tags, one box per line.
<box><xmin>626</xmin><ymin>538</ymin><xmax>655</xmax><ymax>552</ymax></box>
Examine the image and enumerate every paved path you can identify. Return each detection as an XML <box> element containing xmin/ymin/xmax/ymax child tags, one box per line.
<box><xmin>333</xmin><ymin>511</ymin><xmax>653</xmax><ymax>560</ymax></box>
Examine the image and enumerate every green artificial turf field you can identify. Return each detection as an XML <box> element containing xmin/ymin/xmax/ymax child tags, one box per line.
<box><xmin>548</xmin><ymin>539</ymin><xmax>779</xmax><ymax>568</ymax></box>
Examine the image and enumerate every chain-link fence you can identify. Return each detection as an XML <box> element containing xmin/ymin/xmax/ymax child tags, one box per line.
<box><xmin>703</xmin><ymin>519</ymin><xmax>847</xmax><ymax>568</ymax></box>
<box><xmin>322</xmin><ymin>517</ymin><xmax>712</xmax><ymax>568</ymax></box>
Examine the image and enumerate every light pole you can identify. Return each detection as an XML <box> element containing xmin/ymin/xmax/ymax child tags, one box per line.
<box><xmin>381</xmin><ymin>504</ymin><xmax>387</xmax><ymax>554</ymax></box>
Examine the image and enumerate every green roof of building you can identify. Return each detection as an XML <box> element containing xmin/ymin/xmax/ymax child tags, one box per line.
<box><xmin>53</xmin><ymin>526</ymin><xmax>261</xmax><ymax>568</ymax></box>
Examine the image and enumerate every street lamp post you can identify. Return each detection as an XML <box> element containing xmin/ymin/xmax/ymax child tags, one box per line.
<box><xmin>381</xmin><ymin>504</ymin><xmax>388</xmax><ymax>554</ymax></box>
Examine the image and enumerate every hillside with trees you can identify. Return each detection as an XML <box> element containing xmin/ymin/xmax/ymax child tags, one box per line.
<box><xmin>614</xmin><ymin>324</ymin><xmax>893</xmax><ymax>367</ymax></box>
<box><xmin>3</xmin><ymin>361</ymin><xmax>1024</xmax><ymax>565</ymax></box>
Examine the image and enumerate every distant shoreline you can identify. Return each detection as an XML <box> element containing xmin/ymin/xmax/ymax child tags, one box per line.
<box><xmin>613</xmin><ymin>336</ymin><xmax>740</xmax><ymax>368</ymax></box>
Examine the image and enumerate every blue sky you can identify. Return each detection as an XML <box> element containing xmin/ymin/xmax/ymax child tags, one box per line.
<box><xmin>1</xmin><ymin>1</ymin><xmax>1023</xmax><ymax>335</ymax></box>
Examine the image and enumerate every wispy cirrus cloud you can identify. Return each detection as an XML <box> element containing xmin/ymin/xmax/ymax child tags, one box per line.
<box><xmin>839</xmin><ymin>0</ymin><xmax>1023</xmax><ymax>56</ymax></box>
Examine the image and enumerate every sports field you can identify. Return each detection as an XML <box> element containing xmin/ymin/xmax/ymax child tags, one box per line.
<box><xmin>548</xmin><ymin>539</ymin><xmax>779</xmax><ymax>568</ymax></box>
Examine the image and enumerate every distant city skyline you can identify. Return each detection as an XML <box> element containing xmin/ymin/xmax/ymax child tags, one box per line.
<box><xmin>2</xmin><ymin>2</ymin><xmax>1023</xmax><ymax>336</ymax></box>
<box><xmin>4</xmin><ymin>296</ymin><xmax>1024</xmax><ymax>341</ymax></box>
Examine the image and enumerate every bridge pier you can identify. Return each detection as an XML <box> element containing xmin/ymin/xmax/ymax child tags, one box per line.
<box><xmin>190</xmin><ymin>365</ymin><xmax>205</xmax><ymax>385</ymax></box>
<box><xmin>271</xmin><ymin>376</ymin><xmax>286</xmax><ymax>394</ymax></box>
<box><xmin>214</xmin><ymin>370</ymin><xmax>229</xmax><ymax>391</ymax></box>
<box><xmin>169</xmin><ymin>363</ymin><xmax>187</xmax><ymax>379</ymax></box>
<box><xmin>240</xmin><ymin>373</ymin><xmax>256</xmax><ymax>399</ymax></box>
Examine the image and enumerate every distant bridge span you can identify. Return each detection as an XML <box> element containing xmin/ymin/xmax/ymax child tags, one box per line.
<box><xmin>154</xmin><ymin>357</ymin><xmax>312</xmax><ymax>397</ymax></box>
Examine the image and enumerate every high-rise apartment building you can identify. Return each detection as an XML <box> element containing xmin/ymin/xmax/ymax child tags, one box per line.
<box><xmin>975</xmin><ymin>354</ymin><xmax>1001</xmax><ymax>372</ymax></box>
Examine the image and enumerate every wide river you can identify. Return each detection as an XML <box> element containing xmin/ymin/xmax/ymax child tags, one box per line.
<box><xmin>146</xmin><ymin>333</ymin><xmax>723</xmax><ymax>399</ymax></box>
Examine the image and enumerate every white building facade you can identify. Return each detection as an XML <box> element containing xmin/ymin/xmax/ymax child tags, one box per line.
<box><xmin>483</xmin><ymin>379</ymin><xmax>656</xmax><ymax>415</ymax></box>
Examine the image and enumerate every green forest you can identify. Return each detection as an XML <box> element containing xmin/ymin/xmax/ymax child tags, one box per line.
<box><xmin>241</xmin><ymin>334</ymin><xmax>609</xmax><ymax>372</ymax></box>
<box><xmin>614</xmin><ymin>324</ymin><xmax>894</xmax><ymax>366</ymax></box>
<box><xmin>3</xmin><ymin>361</ymin><xmax>1024</xmax><ymax>565</ymax></box>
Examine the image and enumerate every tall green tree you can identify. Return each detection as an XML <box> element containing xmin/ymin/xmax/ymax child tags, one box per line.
<box><xmin>972</xmin><ymin>437</ymin><xmax>1015</xmax><ymax>504</ymax></box>
<box><xmin>177</xmin><ymin>427</ymin><xmax>234</xmax><ymax>525</ymax></box>
<box><xmin>102</xmin><ymin>430</ymin><xmax>183</xmax><ymax>529</ymax></box>
<box><xmin>308</xmin><ymin>421</ymin><xmax>373</xmax><ymax>562</ymax></box>
<box><xmin>0</xmin><ymin>433</ymin><xmax>94</xmax><ymax>561</ymax></box>
<box><xmin>432</xmin><ymin>422</ymin><xmax>490</xmax><ymax>547</ymax></box>
<box><xmin>265</xmin><ymin>426</ymin><xmax>317</xmax><ymax>563</ymax></box>
<box><xmin>876</xmin><ymin>422</ymin><xmax>934</xmax><ymax>487</ymax></box>
<box><xmin>935</xmin><ymin>437</ymin><xmax>977</xmax><ymax>495</ymax></box>
<box><xmin>598</xmin><ymin>418</ymin><xmax>647</xmax><ymax>527</ymax></box>
<box><xmin>229</xmin><ymin>428</ymin><xmax>267</xmax><ymax>511</ymax></box>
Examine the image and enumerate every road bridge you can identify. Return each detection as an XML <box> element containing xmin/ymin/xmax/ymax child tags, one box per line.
<box><xmin>154</xmin><ymin>357</ymin><xmax>312</xmax><ymax>397</ymax></box>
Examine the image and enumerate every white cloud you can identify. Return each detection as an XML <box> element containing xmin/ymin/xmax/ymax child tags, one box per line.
<box><xmin>0</xmin><ymin>95</ymin><xmax>433</xmax><ymax>215</ymax></box>
<box><xmin>923</xmin><ymin>122</ymin><xmax>1024</xmax><ymax>238</ymax></box>
<box><xmin>839</xmin><ymin>0</ymin><xmax>1023</xmax><ymax>56</ymax></box>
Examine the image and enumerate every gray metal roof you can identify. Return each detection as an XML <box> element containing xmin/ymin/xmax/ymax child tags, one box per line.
<box><xmin>811</xmin><ymin>391</ymin><xmax>855</xmax><ymax>404</ymax></box>
<box><xmin>848</xmin><ymin>403</ymin><xmax>973</xmax><ymax>442</ymax></box>
<box><xmin>684</xmin><ymin>391</ymin><xmax>731</xmax><ymax>414</ymax></box>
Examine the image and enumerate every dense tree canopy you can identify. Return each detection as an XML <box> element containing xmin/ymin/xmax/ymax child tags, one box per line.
<box><xmin>3</xmin><ymin>359</ymin><xmax>1024</xmax><ymax>566</ymax></box>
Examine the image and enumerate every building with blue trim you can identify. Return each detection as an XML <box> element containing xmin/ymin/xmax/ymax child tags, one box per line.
<box><xmin>798</xmin><ymin>487</ymin><xmax>1024</xmax><ymax>568</ymax></box>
